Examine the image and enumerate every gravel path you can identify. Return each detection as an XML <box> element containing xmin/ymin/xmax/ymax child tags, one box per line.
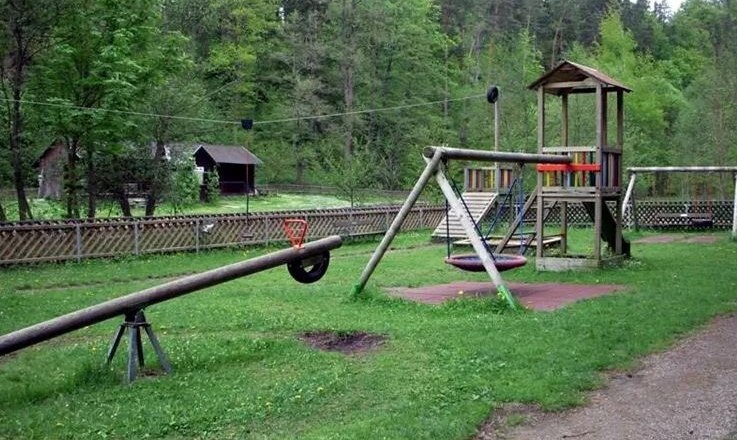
<box><xmin>481</xmin><ymin>314</ymin><xmax>737</xmax><ymax>440</ymax></box>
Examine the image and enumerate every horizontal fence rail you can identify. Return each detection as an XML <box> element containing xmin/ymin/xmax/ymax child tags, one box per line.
<box><xmin>0</xmin><ymin>205</ymin><xmax>445</xmax><ymax>265</ymax></box>
<box><xmin>1</xmin><ymin>200</ymin><xmax>733</xmax><ymax>265</ymax></box>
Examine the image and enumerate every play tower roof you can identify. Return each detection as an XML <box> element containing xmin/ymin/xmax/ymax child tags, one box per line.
<box><xmin>528</xmin><ymin>60</ymin><xmax>631</xmax><ymax>95</ymax></box>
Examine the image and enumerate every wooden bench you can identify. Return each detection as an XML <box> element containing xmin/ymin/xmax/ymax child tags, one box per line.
<box><xmin>653</xmin><ymin>213</ymin><xmax>713</xmax><ymax>228</ymax></box>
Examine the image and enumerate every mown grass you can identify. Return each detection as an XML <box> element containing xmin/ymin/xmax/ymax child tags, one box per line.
<box><xmin>1</xmin><ymin>229</ymin><xmax>736</xmax><ymax>439</ymax></box>
<box><xmin>1</xmin><ymin>193</ymin><xmax>406</xmax><ymax>221</ymax></box>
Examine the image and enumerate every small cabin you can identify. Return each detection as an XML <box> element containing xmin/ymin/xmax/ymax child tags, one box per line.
<box><xmin>192</xmin><ymin>144</ymin><xmax>262</xmax><ymax>195</ymax></box>
<box><xmin>34</xmin><ymin>142</ymin><xmax>67</xmax><ymax>200</ymax></box>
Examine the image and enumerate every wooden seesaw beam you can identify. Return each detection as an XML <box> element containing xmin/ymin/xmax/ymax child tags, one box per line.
<box><xmin>0</xmin><ymin>235</ymin><xmax>342</xmax><ymax>359</ymax></box>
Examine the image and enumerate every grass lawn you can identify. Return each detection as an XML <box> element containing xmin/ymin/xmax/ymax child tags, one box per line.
<box><xmin>1</xmin><ymin>229</ymin><xmax>736</xmax><ymax>439</ymax></box>
<box><xmin>1</xmin><ymin>193</ymin><xmax>406</xmax><ymax>221</ymax></box>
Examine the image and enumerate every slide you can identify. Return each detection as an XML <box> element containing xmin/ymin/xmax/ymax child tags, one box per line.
<box><xmin>582</xmin><ymin>202</ymin><xmax>631</xmax><ymax>257</ymax></box>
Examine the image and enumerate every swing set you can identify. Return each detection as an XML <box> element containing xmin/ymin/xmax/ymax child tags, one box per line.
<box><xmin>622</xmin><ymin>166</ymin><xmax>737</xmax><ymax>237</ymax></box>
<box><xmin>353</xmin><ymin>146</ymin><xmax>571</xmax><ymax>309</ymax></box>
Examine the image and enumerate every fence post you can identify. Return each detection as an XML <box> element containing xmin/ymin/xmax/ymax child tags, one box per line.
<box><xmin>133</xmin><ymin>222</ymin><xmax>140</xmax><ymax>256</ymax></box>
<box><xmin>75</xmin><ymin>224</ymin><xmax>82</xmax><ymax>262</ymax></box>
<box><xmin>732</xmin><ymin>172</ymin><xmax>737</xmax><ymax>240</ymax></box>
<box><xmin>195</xmin><ymin>218</ymin><xmax>200</xmax><ymax>253</ymax></box>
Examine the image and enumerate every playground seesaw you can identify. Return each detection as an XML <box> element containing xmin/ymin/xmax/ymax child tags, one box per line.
<box><xmin>0</xmin><ymin>235</ymin><xmax>342</xmax><ymax>382</ymax></box>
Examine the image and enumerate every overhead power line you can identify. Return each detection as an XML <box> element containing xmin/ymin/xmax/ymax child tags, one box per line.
<box><xmin>0</xmin><ymin>93</ymin><xmax>486</xmax><ymax>128</ymax></box>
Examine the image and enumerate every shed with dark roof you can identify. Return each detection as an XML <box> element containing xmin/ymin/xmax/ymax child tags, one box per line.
<box><xmin>193</xmin><ymin>144</ymin><xmax>263</xmax><ymax>195</ymax></box>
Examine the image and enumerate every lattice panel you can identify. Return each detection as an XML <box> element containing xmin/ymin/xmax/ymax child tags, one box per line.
<box><xmin>626</xmin><ymin>200</ymin><xmax>733</xmax><ymax>229</ymax></box>
<box><xmin>139</xmin><ymin>219</ymin><xmax>197</xmax><ymax>253</ymax></box>
<box><xmin>79</xmin><ymin>223</ymin><xmax>135</xmax><ymax>257</ymax></box>
<box><xmin>0</xmin><ymin>225</ymin><xmax>78</xmax><ymax>263</ymax></box>
<box><xmin>199</xmin><ymin>216</ymin><xmax>250</xmax><ymax>249</ymax></box>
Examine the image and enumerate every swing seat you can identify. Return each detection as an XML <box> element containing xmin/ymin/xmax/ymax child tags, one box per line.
<box><xmin>445</xmin><ymin>254</ymin><xmax>527</xmax><ymax>273</ymax></box>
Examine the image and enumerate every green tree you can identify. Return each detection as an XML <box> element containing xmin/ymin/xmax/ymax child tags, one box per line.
<box><xmin>167</xmin><ymin>156</ymin><xmax>200</xmax><ymax>213</ymax></box>
<box><xmin>204</xmin><ymin>169</ymin><xmax>220</xmax><ymax>204</ymax></box>
<box><xmin>590</xmin><ymin>11</ymin><xmax>684</xmax><ymax>173</ymax></box>
<box><xmin>322</xmin><ymin>145</ymin><xmax>372</xmax><ymax>208</ymax></box>
<box><xmin>0</xmin><ymin>0</ymin><xmax>70</xmax><ymax>220</ymax></box>
<box><xmin>37</xmin><ymin>0</ymin><xmax>183</xmax><ymax>218</ymax></box>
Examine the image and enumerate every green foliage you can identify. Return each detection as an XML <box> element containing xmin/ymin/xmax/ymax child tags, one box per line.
<box><xmin>3</xmin><ymin>0</ymin><xmax>737</xmax><ymax>223</ymax></box>
<box><xmin>204</xmin><ymin>170</ymin><xmax>221</xmax><ymax>204</ymax></box>
<box><xmin>321</xmin><ymin>146</ymin><xmax>373</xmax><ymax>208</ymax></box>
<box><xmin>167</xmin><ymin>157</ymin><xmax>200</xmax><ymax>213</ymax></box>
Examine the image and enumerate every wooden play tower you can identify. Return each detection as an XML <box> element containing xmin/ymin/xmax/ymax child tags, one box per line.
<box><xmin>531</xmin><ymin>60</ymin><xmax>631</xmax><ymax>270</ymax></box>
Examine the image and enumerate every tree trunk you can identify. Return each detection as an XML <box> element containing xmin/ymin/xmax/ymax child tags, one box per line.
<box><xmin>9</xmin><ymin>62</ymin><xmax>32</xmax><ymax>220</ymax></box>
<box><xmin>341</xmin><ymin>0</ymin><xmax>356</xmax><ymax>158</ymax></box>
<box><xmin>294</xmin><ymin>135</ymin><xmax>305</xmax><ymax>184</ymax></box>
<box><xmin>85</xmin><ymin>148</ymin><xmax>97</xmax><ymax>219</ymax></box>
<box><xmin>116</xmin><ymin>190</ymin><xmax>132</xmax><ymax>217</ymax></box>
<box><xmin>64</xmin><ymin>139</ymin><xmax>80</xmax><ymax>218</ymax></box>
<box><xmin>0</xmin><ymin>200</ymin><xmax>6</xmax><ymax>222</ymax></box>
<box><xmin>145</xmin><ymin>139</ymin><xmax>168</xmax><ymax>216</ymax></box>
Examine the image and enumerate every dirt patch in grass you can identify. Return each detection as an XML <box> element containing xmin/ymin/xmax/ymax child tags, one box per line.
<box><xmin>300</xmin><ymin>331</ymin><xmax>386</xmax><ymax>355</ymax></box>
<box><xmin>474</xmin><ymin>403</ymin><xmax>545</xmax><ymax>440</ymax></box>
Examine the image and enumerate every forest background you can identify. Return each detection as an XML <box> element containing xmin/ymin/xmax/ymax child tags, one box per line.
<box><xmin>1</xmin><ymin>0</ymin><xmax>736</xmax><ymax>221</ymax></box>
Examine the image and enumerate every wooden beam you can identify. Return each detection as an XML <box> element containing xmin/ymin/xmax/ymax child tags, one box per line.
<box><xmin>627</xmin><ymin>166</ymin><xmax>737</xmax><ymax>173</ymax></box>
<box><xmin>422</xmin><ymin>147</ymin><xmax>571</xmax><ymax>164</ymax></box>
<box><xmin>543</xmin><ymin>79</ymin><xmax>598</xmax><ymax>89</ymax></box>
<box><xmin>561</xmin><ymin>94</ymin><xmax>569</xmax><ymax>147</ymax></box>
<box><xmin>538</xmin><ymin>87</ymin><xmax>545</xmax><ymax>153</ymax></box>
<box><xmin>617</xmin><ymin>90</ymin><xmax>624</xmax><ymax>150</ymax></box>
<box><xmin>622</xmin><ymin>172</ymin><xmax>637</xmax><ymax>226</ymax></box>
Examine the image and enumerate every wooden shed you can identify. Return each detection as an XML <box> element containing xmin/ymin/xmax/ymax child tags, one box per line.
<box><xmin>34</xmin><ymin>142</ymin><xmax>67</xmax><ymax>200</ymax></box>
<box><xmin>193</xmin><ymin>144</ymin><xmax>263</xmax><ymax>195</ymax></box>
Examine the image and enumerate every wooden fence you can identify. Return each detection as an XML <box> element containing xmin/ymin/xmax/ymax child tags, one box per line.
<box><xmin>486</xmin><ymin>200</ymin><xmax>735</xmax><ymax>229</ymax></box>
<box><xmin>1</xmin><ymin>200</ymin><xmax>733</xmax><ymax>265</ymax></box>
<box><xmin>0</xmin><ymin>205</ymin><xmax>445</xmax><ymax>265</ymax></box>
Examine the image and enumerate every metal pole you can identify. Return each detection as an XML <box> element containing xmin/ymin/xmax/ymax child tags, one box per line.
<box><xmin>494</xmin><ymin>99</ymin><xmax>500</xmax><ymax>153</ymax></box>
<box><xmin>422</xmin><ymin>146</ymin><xmax>572</xmax><ymax>165</ymax></box>
<box><xmin>353</xmin><ymin>149</ymin><xmax>444</xmax><ymax>295</ymax></box>
<box><xmin>622</xmin><ymin>171</ymin><xmax>637</xmax><ymax>227</ymax></box>
<box><xmin>0</xmin><ymin>235</ymin><xmax>343</xmax><ymax>356</ymax></box>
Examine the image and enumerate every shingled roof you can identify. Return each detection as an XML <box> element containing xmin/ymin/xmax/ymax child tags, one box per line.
<box><xmin>528</xmin><ymin>60</ymin><xmax>631</xmax><ymax>94</ymax></box>
<box><xmin>193</xmin><ymin>144</ymin><xmax>263</xmax><ymax>165</ymax></box>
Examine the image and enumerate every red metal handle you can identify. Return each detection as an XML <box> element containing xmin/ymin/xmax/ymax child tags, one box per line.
<box><xmin>282</xmin><ymin>219</ymin><xmax>308</xmax><ymax>248</ymax></box>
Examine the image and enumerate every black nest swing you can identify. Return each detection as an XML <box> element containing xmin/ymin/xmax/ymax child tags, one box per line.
<box><xmin>442</xmin><ymin>172</ymin><xmax>527</xmax><ymax>274</ymax></box>
<box><xmin>445</xmin><ymin>253</ymin><xmax>527</xmax><ymax>272</ymax></box>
